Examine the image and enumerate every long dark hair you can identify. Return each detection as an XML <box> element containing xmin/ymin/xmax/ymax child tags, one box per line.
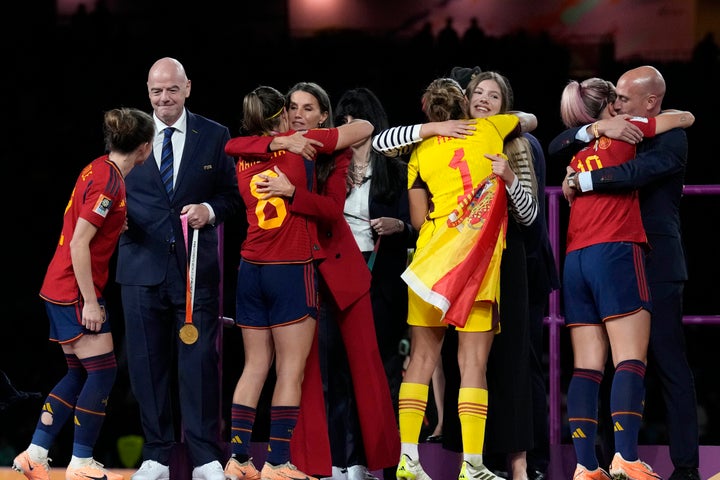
<box><xmin>287</xmin><ymin>82</ymin><xmax>336</xmax><ymax>189</ymax></box>
<box><xmin>334</xmin><ymin>87</ymin><xmax>405</xmax><ymax>203</ymax></box>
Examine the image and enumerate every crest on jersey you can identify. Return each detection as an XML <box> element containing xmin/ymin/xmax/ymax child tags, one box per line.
<box><xmin>93</xmin><ymin>195</ymin><xmax>113</xmax><ymax>217</ymax></box>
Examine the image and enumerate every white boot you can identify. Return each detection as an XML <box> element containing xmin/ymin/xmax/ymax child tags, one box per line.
<box><xmin>347</xmin><ymin>465</ymin><xmax>378</xmax><ymax>480</ymax></box>
<box><xmin>321</xmin><ymin>466</ymin><xmax>348</xmax><ymax>480</ymax></box>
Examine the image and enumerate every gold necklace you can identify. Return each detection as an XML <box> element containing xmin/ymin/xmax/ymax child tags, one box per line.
<box><xmin>350</xmin><ymin>161</ymin><xmax>370</xmax><ymax>185</ymax></box>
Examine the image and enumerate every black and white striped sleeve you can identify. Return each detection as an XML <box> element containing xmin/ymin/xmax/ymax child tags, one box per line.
<box><xmin>371</xmin><ymin>124</ymin><xmax>423</xmax><ymax>158</ymax></box>
<box><xmin>505</xmin><ymin>163</ymin><xmax>538</xmax><ymax>226</ymax></box>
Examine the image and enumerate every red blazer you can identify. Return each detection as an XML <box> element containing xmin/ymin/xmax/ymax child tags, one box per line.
<box><xmin>288</xmin><ymin>149</ymin><xmax>400</xmax><ymax>475</ymax></box>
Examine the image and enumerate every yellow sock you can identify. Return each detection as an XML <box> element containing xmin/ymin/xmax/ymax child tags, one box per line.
<box><xmin>398</xmin><ymin>382</ymin><xmax>429</xmax><ymax>444</ymax></box>
<box><xmin>458</xmin><ymin>387</ymin><xmax>489</xmax><ymax>455</ymax></box>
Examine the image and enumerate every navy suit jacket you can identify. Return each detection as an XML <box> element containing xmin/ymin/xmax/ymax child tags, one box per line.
<box><xmin>549</xmin><ymin>127</ymin><xmax>688</xmax><ymax>283</ymax></box>
<box><xmin>116</xmin><ymin>110</ymin><xmax>241</xmax><ymax>288</ymax></box>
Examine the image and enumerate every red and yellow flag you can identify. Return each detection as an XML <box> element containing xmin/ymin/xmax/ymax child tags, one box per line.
<box><xmin>402</xmin><ymin>175</ymin><xmax>507</xmax><ymax>327</ymax></box>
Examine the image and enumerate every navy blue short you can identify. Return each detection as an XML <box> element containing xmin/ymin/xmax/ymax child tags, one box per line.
<box><xmin>235</xmin><ymin>260</ymin><xmax>318</xmax><ymax>328</ymax></box>
<box><xmin>46</xmin><ymin>299</ymin><xmax>111</xmax><ymax>344</ymax></box>
<box><xmin>563</xmin><ymin>242</ymin><xmax>651</xmax><ymax>326</ymax></box>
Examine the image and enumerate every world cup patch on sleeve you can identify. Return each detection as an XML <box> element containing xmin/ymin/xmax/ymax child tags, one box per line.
<box><xmin>93</xmin><ymin>195</ymin><xmax>113</xmax><ymax>217</ymax></box>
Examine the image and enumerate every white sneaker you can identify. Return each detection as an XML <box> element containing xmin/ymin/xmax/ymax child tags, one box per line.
<box><xmin>321</xmin><ymin>466</ymin><xmax>348</xmax><ymax>480</ymax></box>
<box><xmin>192</xmin><ymin>460</ymin><xmax>228</xmax><ymax>480</ymax></box>
<box><xmin>457</xmin><ymin>461</ymin><xmax>500</xmax><ymax>480</ymax></box>
<box><xmin>396</xmin><ymin>454</ymin><xmax>432</xmax><ymax>480</ymax></box>
<box><xmin>347</xmin><ymin>465</ymin><xmax>377</xmax><ymax>480</ymax></box>
<box><xmin>66</xmin><ymin>458</ymin><xmax>124</xmax><ymax>480</ymax></box>
<box><xmin>132</xmin><ymin>460</ymin><xmax>170</xmax><ymax>480</ymax></box>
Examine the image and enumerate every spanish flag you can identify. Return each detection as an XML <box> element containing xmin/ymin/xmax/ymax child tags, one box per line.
<box><xmin>401</xmin><ymin>174</ymin><xmax>507</xmax><ymax>327</ymax></box>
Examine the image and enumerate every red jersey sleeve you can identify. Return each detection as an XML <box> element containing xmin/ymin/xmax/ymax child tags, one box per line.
<box><xmin>225</xmin><ymin>135</ymin><xmax>273</xmax><ymax>158</ymax></box>
<box><xmin>629</xmin><ymin>116</ymin><xmax>657</xmax><ymax>137</ymax></box>
<box><xmin>305</xmin><ymin>128</ymin><xmax>340</xmax><ymax>154</ymax></box>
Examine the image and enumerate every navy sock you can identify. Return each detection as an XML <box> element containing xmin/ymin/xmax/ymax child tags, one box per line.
<box><xmin>611</xmin><ymin>359</ymin><xmax>646</xmax><ymax>461</ymax></box>
<box><xmin>72</xmin><ymin>352</ymin><xmax>117</xmax><ymax>458</ymax></box>
<box><xmin>32</xmin><ymin>354</ymin><xmax>85</xmax><ymax>449</ymax></box>
<box><xmin>567</xmin><ymin>368</ymin><xmax>603</xmax><ymax>470</ymax></box>
<box><xmin>266</xmin><ymin>405</ymin><xmax>299</xmax><ymax>466</ymax></box>
<box><xmin>230</xmin><ymin>403</ymin><xmax>256</xmax><ymax>462</ymax></box>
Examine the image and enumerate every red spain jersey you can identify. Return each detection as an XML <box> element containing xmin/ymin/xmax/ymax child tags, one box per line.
<box><xmin>235</xmin><ymin>128</ymin><xmax>340</xmax><ymax>263</ymax></box>
<box><xmin>40</xmin><ymin>155</ymin><xmax>127</xmax><ymax>304</ymax></box>
<box><xmin>566</xmin><ymin>117</ymin><xmax>657</xmax><ymax>253</ymax></box>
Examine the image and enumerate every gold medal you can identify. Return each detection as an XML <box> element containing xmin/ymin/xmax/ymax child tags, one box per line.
<box><xmin>180</xmin><ymin>224</ymin><xmax>200</xmax><ymax>345</ymax></box>
<box><xmin>179</xmin><ymin>324</ymin><xmax>199</xmax><ymax>345</ymax></box>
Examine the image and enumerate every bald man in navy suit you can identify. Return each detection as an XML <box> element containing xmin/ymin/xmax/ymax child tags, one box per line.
<box><xmin>549</xmin><ymin>66</ymin><xmax>699</xmax><ymax>480</ymax></box>
<box><xmin>117</xmin><ymin>57</ymin><xmax>241</xmax><ymax>480</ymax></box>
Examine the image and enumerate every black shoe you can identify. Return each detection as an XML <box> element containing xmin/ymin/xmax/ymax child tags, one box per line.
<box><xmin>669</xmin><ymin>467</ymin><xmax>700</xmax><ymax>480</ymax></box>
<box><xmin>527</xmin><ymin>469</ymin><xmax>546</xmax><ymax>480</ymax></box>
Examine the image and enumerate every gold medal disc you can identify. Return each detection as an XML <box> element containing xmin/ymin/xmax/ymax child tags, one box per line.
<box><xmin>179</xmin><ymin>324</ymin><xmax>199</xmax><ymax>344</ymax></box>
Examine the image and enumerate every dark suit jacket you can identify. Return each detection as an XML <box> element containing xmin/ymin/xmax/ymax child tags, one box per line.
<box><xmin>524</xmin><ymin>133</ymin><xmax>560</xmax><ymax>300</ymax></box>
<box><xmin>366</xmin><ymin>167</ymin><xmax>417</xmax><ymax>305</ymax></box>
<box><xmin>549</xmin><ymin>126</ymin><xmax>688</xmax><ymax>283</ymax></box>
<box><xmin>116</xmin><ymin>110</ymin><xmax>241</xmax><ymax>287</ymax></box>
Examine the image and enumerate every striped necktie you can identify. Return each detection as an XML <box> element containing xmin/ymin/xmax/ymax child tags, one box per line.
<box><xmin>160</xmin><ymin>127</ymin><xmax>175</xmax><ymax>195</ymax></box>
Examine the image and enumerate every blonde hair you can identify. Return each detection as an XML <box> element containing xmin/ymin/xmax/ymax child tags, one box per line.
<box><xmin>421</xmin><ymin>78</ymin><xmax>467</xmax><ymax>121</ymax></box>
<box><xmin>504</xmin><ymin>136</ymin><xmax>537</xmax><ymax>198</ymax></box>
<box><xmin>560</xmin><ymin>77</ymin><xmax>616</xmax><ymax>128</ymax></box>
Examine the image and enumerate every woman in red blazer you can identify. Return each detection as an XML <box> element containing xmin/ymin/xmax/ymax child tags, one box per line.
<box><xmin>224</xmin><ymin>82</ymin><xmax>400</xmax><ymax>479</ymax></box>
